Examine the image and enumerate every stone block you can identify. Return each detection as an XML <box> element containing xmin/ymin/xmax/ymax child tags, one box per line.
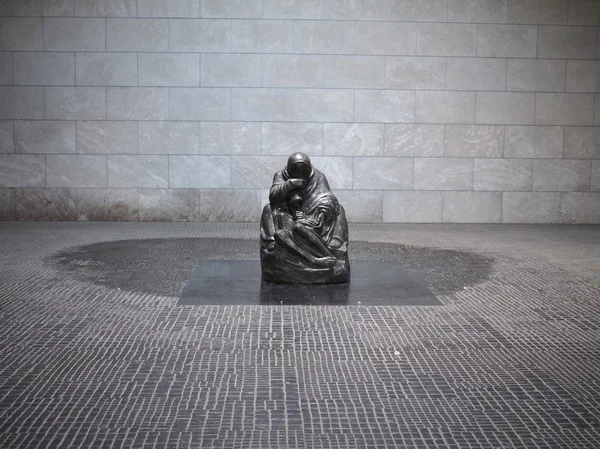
<box><xmin>417</xmin><ymin>23</ymin><xmax>477</xmax><ymax>56</ymax></box>
<box><xmin>383</xmin><ymin>191</ymin><xmax>442</xmax><ymax>223</ymax></box>
<box><xmin>0</xmin><ymin>121</ymin><xmax>13</xmax><ymax>153</ymax></box>
<box><xmin>45</xmin><ymin>18</ymin><xmax>105</xmax><ymax>51</ymax></box>
<box><xmin>231</xmin><ymin>88</ymin><xmax>294</xmax><ymax>121</ymax></box>
<box><xmin>263</xmin><ymin>0</ymin><xmax>325</xmax><ymax>19</ymax></box>
<box><xmin>566</xmin><ymin>60</ymin><xmax>600</xmax><ymax>93</ymax></box>
<box><xmin>169</xmin><ymin>87</ymin><xmax>230</xmax><ymax>121</ymax></box>
<box><xmin>45</xmin><ymin>87</ymin><xmax>106</xmax><ymax>120</ymax></box>
<box><xmin>0</xmin><ymin>154</ymin><xmax>45</xmax><ymax>187</ymax></box>
<box><xmin>293</xmin><ymin>21</ymin><xmax>354</xmax><ymax>54</ymax></box>
<box><xmin>535</xmin><ymin>93</ymin><xmax>594</xmax><ymax>126</ymax></box>
<box><xmin>414</xmin><ymin>158</ymin><xmax>473</xmax><ymax>190</ymax></box>
<box><xmin>445</xmin><ymin>125</ymin><xmax>504</xmax><ymax>158</ymax></box>
<box><xmin>355</xmin><ymin>22</ymin><xmax>416</xmax><ymax>55</ymax></box>
<box><xmin>201</xmin><ymin>189</ymin><xmax>261</xmax><ymax>222</ymax></box>
<box><xmin>263</xmin><ymin>55</ymin><xmax>322</xmax><ymax>88</ymax></box>
<box><xmin>139</xmin><ymin>121</ymin><xmax>200</xmax><ymax>154</ymax></box>
<box><xmin>169</xmin><ymin>19</ymin><xmax>230</xmax><ymax>52</ymax></box>
<box><xmin>138</xmin><ymin>0</ymin><xmax>200</xmax><ymax>17</ymax></box>
<box><xmin>262</xmin><ymin>123</ymin><xmax>323</xmax><ymax>156</ymax></box>
<box><xmin>560</xmin><ymin>192</ymin><xmax>600</xmax><ymax>223</ymax></box>
<box><xmin>448</xmin><ymin>0</ymin><xmax>508</xmax><ymax>23</ymax></box>
<box><xmin>334</xmin><ymin>190</ymin><xmax>382</xmax><ymax>222</ymax></box>
<box><xmin>353</xmin><ymin>157</ymin><xmax>413</xmax><ymax>190</ymax></box>
<box><xmin>0</xmin><ymin>187</ymin><xmax>15</xmax><ymax>220</ymax></box>
<box><xmin>231</xmin><ymin>19</ymin><xmax>292</xmax><ymax>53</ymax></box>
<box><xmin>533</xmin><ymin>159</ymin><xmax>591</xmax><ymax>191</ymax></box>
<box><xmin>325</xmin><ymin>0</ymin><xmax>385</xmax><ymax>20</ymax></box>
<box><xmin>477</xmin><ymin>24</ymin><xmax>537</xmax><ymax>57</ymax></box>
<box><xmin>138</xmin><ymin>53</ymin><xmax>200</xmax><ymax>86</ymax></box>
<box><xmin>15</xmin><ymin>121</ymin><xmax>76</xmax><ymax>154</ymax></box>
<box><xmin>386</xmin><ymin>57</ymin><xmax>445</xmax><ymax>90</ymax></box>
<box><xmin>310</xmin><ymin>156</ymin><xmax>353</xmax><ymax>189</ymax></box>
<box><xmin>324</xmin><ymin>123</ymin><xmax>383</xmax><ymax>157</ymax></box>
<box><xmin>593</xmin><ymin>161</ymin><xmax>599</xmax><ymax>191</ymax></box>
<box><xmin>502</xmin><ymin>192</ymin><xmax>561</xmax><ymax>223</ymax></box>
<box><xmin>293</xmin><ymin>89</ymin><xmax>353</xmax><ymax>122</ymax></box>
<box><xmin>474</xmin><ymin>158</ymin><xmax>532</xmax><ymax>191</ymax></box>
<box><xmin>47</xmin><ymin>155</ymin><xmax>107</xmax><ymax>187</ymax></box>
<box><xmin>77</xmin><ymin>188</ymin><xmax>138</xmax><ymax>221</ymax></box>
<box><xmin>388</xmin><ymin>0</ymin><xmax>448</xmax><ymax>21</ymax></box>
<box><xmin>356</xmin><ymin>90</ymin><xmax>415</xmax><ymax>123</ymax></box>
<box><xmin>538</xmin><ymin>26</ymin><xmax>596</xmax><ymax>59</ymax></box>
<box><xmin>446</xmin><ymin>58</ymin><xmax>506</xmax><ymax>91</ymax></box>
<box><xmin>0</xmin><ymin>52</ymin><xmax>11</xmax><ymax>85</ymax></box>
<box><xmin>506</xmin><ymin>59</ymin><xmax>565</xmax><ymax>92</ymax></box>
<box><xmin>12</xmin><ymin>0</ymin><xmax>74</xmax><ymax>16</ymax></box>
<box><xmin>0</xmin><ymin>18</ymin><xmax>43</xmax><ymax>51</ymax></box>
<box><xmin>508</xmin><ymin>0</ymin><xmax>568</xmax><ymax>24</ymax></box>
<box><xmin>14</xmin><ymin>52</ymin><xmax>74</xmax><ymax>86</ymax></box>
<box><xmin>107</xmin><ymin>87</ymin><xmax>168</xmax><ymax>120</ymax></box>
<box><xmin>170</xmin><ymin>155</ymin><xmax>230</xmax><ymax>188</ymax></box>
<box><xmin>596</xmin><ymin>95</ymin><xmax>600</xmax><ymax>126</ymax></box>
<box><xmin>568</xmin><ymin>0</ymin><xmax>600</xmax><ymax>25</ymax></box>
<box><xmin>0</xmin><ymin>0</ymin><xmax>10</xmax><ymax>15</ymax></box>
<box><xmin>201</xmin><ymin>122</ymin><xmax>262</xmax><ymax>155</ymax></box>
<box><xmin>201</xmin><ymin>53</ymin><xmax>261</xmax><ymax>87</ymax></box>
<box><xmin>139</xmin><ymin>188</ymin><xmax>201</xmax><ymax>221</ymax></box>
<box><xmin>385</xmin><ymin>124</ymin><xmax>444</xmax><ymax>157</ymax></box>
<box><xmin>230</xmin><ymin>155</ymin><xmax>285</xmax><ymax>188</ymax></box>
<box><xmin>323</xmin><ymin>56</ymin><xmax>384</xmax><ymax>89</ymax></box>
<box><xmin>0</xmin><ymin>87</ymin><xmax>44</xmax><ymax>119</ymax></box>
<box><xmin>108</xmin><ymin>155</ymin><xmax>168</xmax><ymax>188</ymax></box>
<box><xmin>77</xmin><ymin>121</ymin><xmax>137</xmax><ymax>154</ymax></box>
<box><xmin>416</xmin><ymin>91</ymin><xmax>475</xmax><ymax>124</ymax></box>
<box><xmin>563</xmin><ymin>127</ymin><xmax>600</xmax><ymax>159</ymax></box>
<box><xmin>75</xmin><ymin>0</ymin><xmax>137</xmax><ymax>17</ymax></box>
<box><xmin>106</xmin><ymin>18</ymin><xmax>168</xmax><ymax>52</ymax></box>
<box><xmin>504</xmin><ymin>126</ymin><xmax>563</xmax><ymax>158</ymax></box>
<box><xmin>443</xmin><ymin>191</ymin><xmax>502</xmax><ymax>223</ymax></box>
<box><xmin>202</xmin><ymin>0</ymin><xmax>261</xmax><ymax>18</ymax></box>
<box><xmin>76</xmin><ymin>53</ymin><xmax>137</xmax><ymax>86</ymax></box>
<box><xmin>476</xmin><ymin>92</ymin><xmax>534</xmax><ymax>125</ymax></box>
<box><xmin>16</xmin><ymin>188</ymin><xmax>77</xmax><ymax>220</ymax></box>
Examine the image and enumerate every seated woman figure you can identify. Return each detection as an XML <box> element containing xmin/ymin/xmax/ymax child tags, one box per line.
<box><xmin>260</xmin><ymin>152</ymin><xmax>349</xmax><ymax>284</ymax></box>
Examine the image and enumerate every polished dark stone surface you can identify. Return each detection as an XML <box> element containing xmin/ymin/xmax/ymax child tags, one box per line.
<box><xmin>179</xmin><ymin>260</ymin><xmax>440</xmax><ymax>306</ymax></box>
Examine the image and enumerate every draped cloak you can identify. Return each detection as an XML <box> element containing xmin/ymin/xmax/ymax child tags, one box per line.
<box><xmin>260</xmin><ymin>167</ymin><xmax>348</xmax><ymax>256</ymax></box>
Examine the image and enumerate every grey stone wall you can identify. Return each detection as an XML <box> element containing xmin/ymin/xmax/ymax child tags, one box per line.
<box><xmin>0</xmin><ymin>0</ymin><xmax>599</xmax><ymax>223</ymax></box>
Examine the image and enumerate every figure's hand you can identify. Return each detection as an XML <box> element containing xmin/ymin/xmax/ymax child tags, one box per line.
<box><xmin>295</xmin><ymin>211</ymin><xmax>305</xmax><ymax>220</ymax></box>
<box><xmin>288</xmin><ymin>178</ymin><xmax>307</xmax><ymax>189</ymax></box>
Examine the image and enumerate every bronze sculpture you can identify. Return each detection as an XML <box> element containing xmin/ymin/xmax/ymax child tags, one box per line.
<box><xmin>260</xmin><ymin>152</ymin><xmax>350</xmax><ymax>284</ymax></box>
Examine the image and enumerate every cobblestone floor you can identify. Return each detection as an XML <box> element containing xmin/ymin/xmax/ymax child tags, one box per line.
<box><xmin>0</xmin><ymin>222</ymin><xmax>599</xmax><ymax>449</ymax></box>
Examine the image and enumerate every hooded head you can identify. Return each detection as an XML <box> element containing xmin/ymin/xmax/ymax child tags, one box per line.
<box><xmin>285</xmin><ymin>152</ymin><xmax>313</xmax><ymax>180</ymax></box>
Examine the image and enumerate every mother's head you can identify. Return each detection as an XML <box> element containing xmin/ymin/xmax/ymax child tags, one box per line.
<box><xmin>286</xmin><ymin>152</ymin><xmax>313</xmax><ymax>180</ymax></box>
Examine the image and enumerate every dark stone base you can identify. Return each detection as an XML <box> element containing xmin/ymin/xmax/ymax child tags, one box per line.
<box><xmin>260</xmin><ymin>247</ymin><xmax>350</xmax><ymax>284</ymax></box>
<box><xmin>178</xmin><ymin>260</ymin><xmax>440</xmax><ymax>306</ymax></box>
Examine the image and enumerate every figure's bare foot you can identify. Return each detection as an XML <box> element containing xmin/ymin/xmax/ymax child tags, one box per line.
<box><xmin>314</xmin><ymin>256</ymin><xmax>336</xmax><ymax>267</ymax></box>
<box><xmin>333</xmin><ymin>260</ymin><xmax>345</xmax><ymax>276</ymax></box>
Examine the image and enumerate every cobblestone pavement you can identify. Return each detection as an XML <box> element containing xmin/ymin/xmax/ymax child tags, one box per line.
<box><xmin>0</xmin><ymin>222</ymin><xmax>599</xmax><ymax>449</ymax></box>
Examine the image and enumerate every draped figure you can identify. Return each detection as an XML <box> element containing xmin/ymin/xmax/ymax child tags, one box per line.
<box><xmin>260</xmin><ymin>152</ymin><xmax>350</xmax><ymax>284</ymax></box>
